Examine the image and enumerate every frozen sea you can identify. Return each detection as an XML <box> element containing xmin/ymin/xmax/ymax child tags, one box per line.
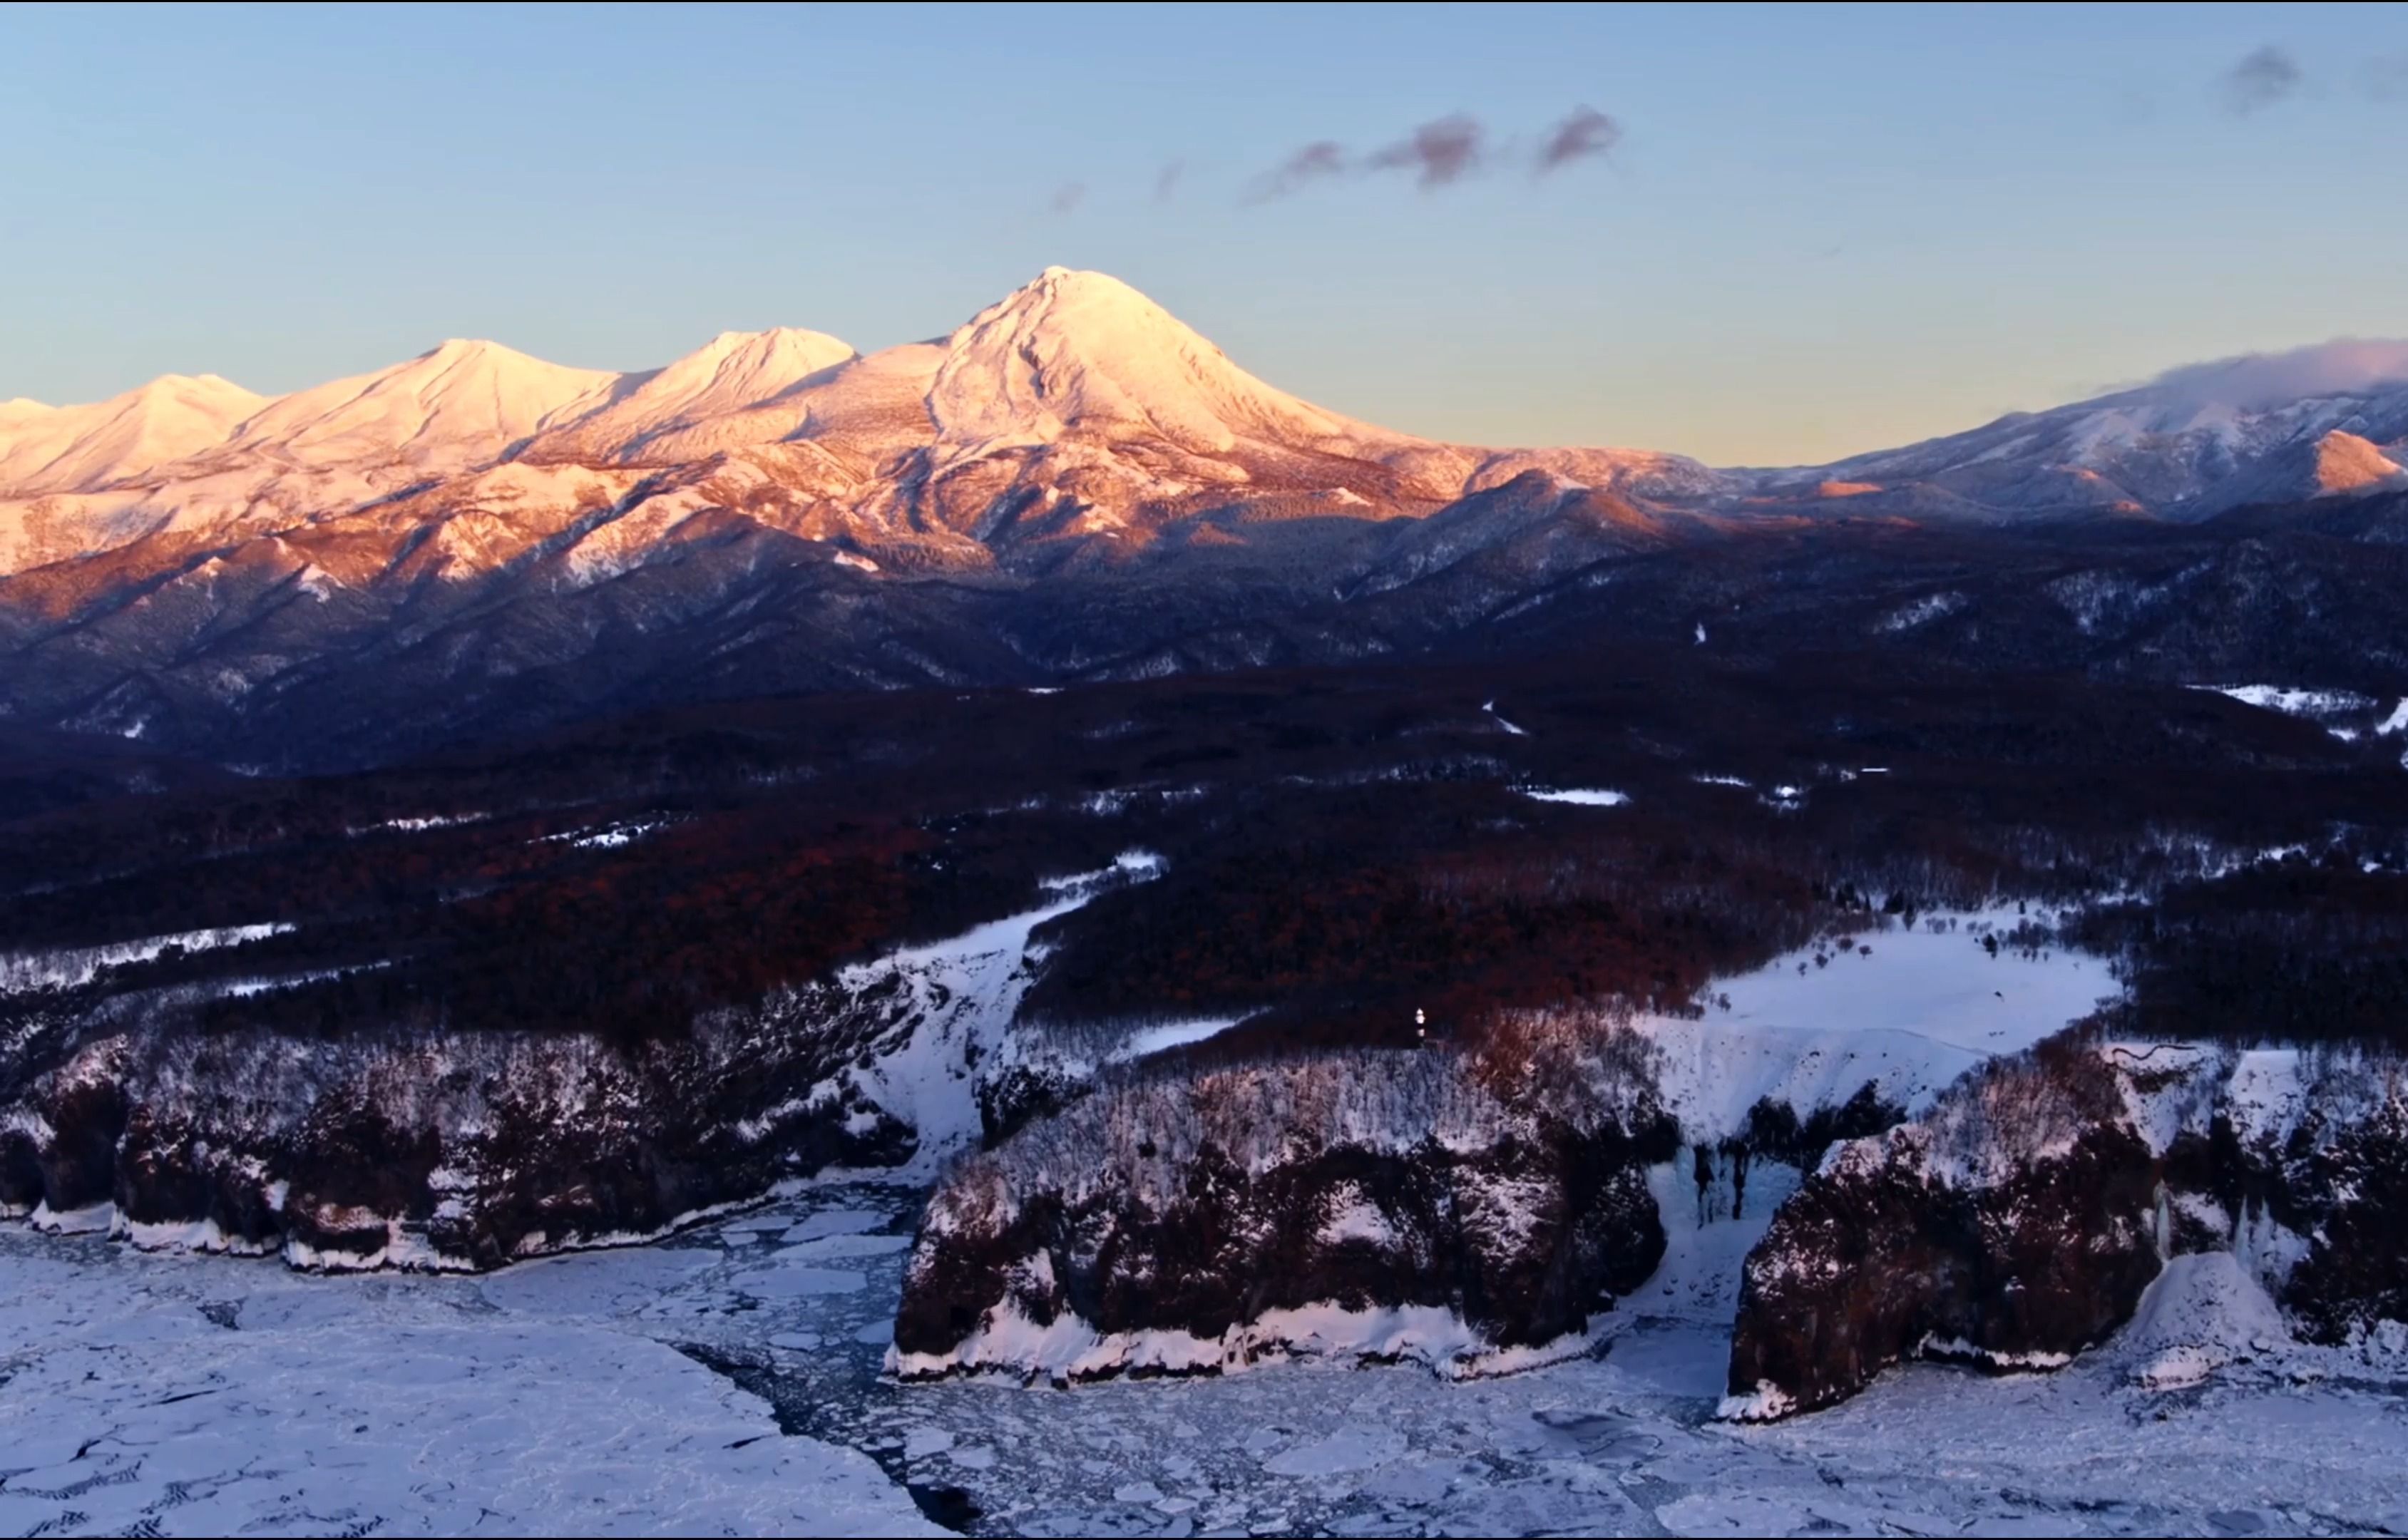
<box><xmin>8</xmin><ymin>1174</ymin><xmax>2408</xmax><ymax>1538</ymax></box>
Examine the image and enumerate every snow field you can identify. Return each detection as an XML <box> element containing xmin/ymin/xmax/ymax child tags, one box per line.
<box><xmin>0</xmin><ymin>1218</ymin><xmax>941</xmax><ymax>1537</ymax></box>
<box><xmin>0</xmin><ymin>923</ymin><xmax>294</xmax><ymax>996</ymax></box>
<box><xmin>1634</xmin><ymin>905</ymin><xmax>2121</xmax><ymax>1139</ymax></box>
<box><xmin>1517</xmin><ymin>786</ymin><xmax>1630</xmax><ymax>806</ymax></box>
<box><xmin>10</xmin><ymin>1124</ymin><xmax>2407</xmax><ymax>1539</ymax></box>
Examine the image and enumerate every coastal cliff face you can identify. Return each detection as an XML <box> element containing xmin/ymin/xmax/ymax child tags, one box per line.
<box><xmin>1723</xmin><ymin>1040</ymin><xmax>2408</xmax><ymax>1418</ymax></box>
<box><xmin>0</xmin><ymin>862</ymin><xmax>1127</xmax><ymax>1268</ymax></box>
<box><xmin>1</xmin><ymin>998</ymin><xmax>920</xmax><ymax>1268</ymax></box>
<box><xmin>14</xmin><ymin>910</ymin><xmax>2408</xmax><ymax>1417</ymax></box>
<box><xmin>4</xmin><ymin>639</ymin><xmax>2402</xmax><ymax>1424</ymax></box>
<box><xmin>893</xmin><ymin>1025</ymin><xmax>1682</xmax><ymax>1381</ymax></box>
<box><xmin>885</xmin><ymin>908</ymin><xmax>2137</xmax><ymax>1384</ymax></box>
<box><xmin>893</xmin><ymin>997</ymin><xmax>2408</xmax><ymax>1406</ymax></box>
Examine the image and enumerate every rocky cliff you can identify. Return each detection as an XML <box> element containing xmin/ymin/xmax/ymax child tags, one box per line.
<box><xmin>0</xmin><ymin>858</ymin><xmax>1153</xmax><ymax>1269</ymax></box>
<box><xmin>893</xmin><ymin>1022</ymin><xmax>1681</xmax><ymax>1381</ymax></box>
<box><xmin>1723</xmin><ymin>1037</ymin><xmax>2408</xmax><ymax>1417</ymax></box>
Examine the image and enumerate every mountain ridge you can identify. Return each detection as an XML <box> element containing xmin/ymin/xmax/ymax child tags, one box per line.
<box><xmin>1767</xmin><ymin>337</ymin><xmax>2408</xmax><ymax>521</ymax></box>
<box><xmin>0</xmin><ymin>373</ymin><xmax>269</xmax><ymax>497</ymax></box>
<box><xmin>3</xmin><ymin>270</ymin><xmax>2406</xmax><ymax>768</ymax></box>
<box><xmin>10</xmin><ymin>270</ymin><xmax>2404</xmax><ymax>559</ymax></box>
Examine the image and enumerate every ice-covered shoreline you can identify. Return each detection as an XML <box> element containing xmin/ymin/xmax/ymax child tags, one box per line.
<box><xmin>13</xmin><ymin>892</ymin><xmax>2408</xmax><ymax>1536</ymax></box>
<box><xmin>0</xmin><ymin>1206</ymin><xmax>945</xmax><ymax>1538</ymax></box>
<box><xmin>10</xmin><ymin>1171</ymin><xmax>2407</xmax><ymax>1539</ymax></box>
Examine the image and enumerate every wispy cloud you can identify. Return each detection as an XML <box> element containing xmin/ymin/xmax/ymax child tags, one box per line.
<box><xmin>1154</xmin><ymin>159</ymin><xmax>1185</xmax><ymax>201</ymax></box>
<box><xmin>1366</xmin><ymin>114</ymin><xmax>1485</xmax><ymax>189</ymax></box>
<box><xmin>1246</xmin><ymin>140</ymin><xmax>1349</xmax><ymax>202</ymax></box>
<box><xmin>1049</xmin><ymin>181</ymin><xmax>1086</xmax><ymax>215</ymax></box>
<box><xmin>2218</xmin><ymin>44</ymin><xmax>2303</xmax><ymax>115</ymax></box>
<box><xmin>1535</xmin><ymin>106</ymin><xmax>1621</xmax><ymax>173</ymax></box>
<box><xmin>1244</xmin><ymin>106</ymin><xmax>1623</xmax><ymax>203</ymax></box>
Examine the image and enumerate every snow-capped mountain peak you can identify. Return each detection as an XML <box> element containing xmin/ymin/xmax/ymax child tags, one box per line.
<box><xmin>8</xmin><ymin>282</ymin><xmax>2408</xmax><ymax>616</ymax></box>
<box><xmin>667</xmin><ymin>326</ymin><xmax>859</xmax><ymax>398</ymax></box>
<box><xmin>523</xmin><ymin>325</ymin><xmax>858</xmax><ymax>463</ymax></box>
<box><xmin>214</xmin><ymin>339</ymin><xmax>625</xmax><ymax>473</ymax></box>
<box><xmin>925</xmin><ymin>266</ymin><xmax>1395</xmax><ymax>458</ymax></box>
<box><xmin>0</xmin><ymin>371</ymin><xmax>268</xmax><ymax>493</ymax></box>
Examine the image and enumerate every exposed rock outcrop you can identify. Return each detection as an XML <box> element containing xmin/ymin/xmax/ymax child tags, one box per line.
<box><xmin>893</xmin><ymin>1024</ymin><xmax>1686</xmax><ymax>1380</ymax></box>
<box><xmin>0</xmin><ymin>860</ymin><xmax>1133</xmax><ymax>1268</ymax></box>
<box><xmin>0</xmin><ymin>997</ymin><xmax>914</xmax><ymax>1268</ymax></box>
<box><xmin>1724</xmin><ymin>1038</ymin><xmax>2408</xmax><ymax>1418</ymax></box>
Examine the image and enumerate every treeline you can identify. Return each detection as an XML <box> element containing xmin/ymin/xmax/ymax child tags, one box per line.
<box><xmin>2073</xmin><ymin>856</ymin><xmax>2408</xmax><ymax>1047</ymax></box>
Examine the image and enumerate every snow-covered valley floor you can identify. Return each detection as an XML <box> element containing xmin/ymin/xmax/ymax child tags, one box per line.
<box><xmin>9</xmin><ymin>1174</ymin><xmax>2408</xmax><ymax>1538</ymax></box>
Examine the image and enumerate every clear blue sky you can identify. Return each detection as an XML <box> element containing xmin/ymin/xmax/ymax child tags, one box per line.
<box><xmin>6</xmin><ymin>2</ymin><xmax>2407</xmax><ymax>464</ymax></box>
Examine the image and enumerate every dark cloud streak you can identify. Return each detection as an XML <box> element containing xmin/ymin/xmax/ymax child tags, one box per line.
<box><xmin>2218</xmin><ymin>45</ymin><xmax>2303</xmax><ymax>115</ymax></box>
<box><xmin>1366</xmin><ymin>114</ymin><xmax>1484</xmax><ymax>189</ymax></box>
<box><xmin>1154</xmin><ymin>160</ymin><xmax>1185</xmax><ymax>201</ymax></box>
<box><xmin>1245</xmin><ymin>140</ymin><xmax>1348</xmax><ymax>202</ymax></box>
<box><xmin>1535</xmin><ymin>106</ymin><xmax>1621</xmax><ymax>173</ymax></box>
<box><xmin>1244</xmin><ymin>105</ymin><xmax>1624</xmax><ymax>204</ymax></box>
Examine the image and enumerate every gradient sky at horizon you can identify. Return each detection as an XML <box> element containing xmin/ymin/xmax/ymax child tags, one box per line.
<box><xmin>7</xmin><ymin>1</ymin><xmax>2408</xmax><ymax>464</ymax></box>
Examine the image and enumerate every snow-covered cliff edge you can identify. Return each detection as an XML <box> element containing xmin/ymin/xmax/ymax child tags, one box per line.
<box><xmin>1724</xmin><ymin>1037</ymin><xmax>2408</xmax><ymax>1418</ymax></box>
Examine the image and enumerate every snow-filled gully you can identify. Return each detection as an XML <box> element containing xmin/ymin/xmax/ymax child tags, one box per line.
<box><xmin>833</xmin><ymin>850</ymin><xmax>1166</xmax><ymax>1177</ymax></box>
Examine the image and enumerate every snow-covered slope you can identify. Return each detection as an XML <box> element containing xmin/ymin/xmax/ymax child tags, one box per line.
<box><xmin>4</xmin><ymin>279</ymin><xmax>2407</xmax><ymax>757</ymax></box>
<box><xmin>926</xmin><ymin>267</ymin><xmax>1403</xmax><ymax>460</ymax></box>
<box><xmin>1466</xmin><ymin>446</ymin><xmax>1729</xmax><ymax>503</ymax></box>
<box><xmin>604</xmin><ymin>339</ymin><xmax>946</xmax><ymax>470</ymax></box>
<box><xmin>0</xmin><ymin>398</ymin><xmax>54</xmax><ymax>432</ymax></box>
<box><xmin>211</xmin><ymin>338</ymin><xmax>625</xmax><ymax>475</ymax></box>
<box><xmin>1775</xmin><ymin>339</ymin><xmax>2408</xmax><ymax>520</ymax></box>
<box><xmin>523</xmin><ymin>327</ymin><xmax>857</xmax><ymax>463</ymax></box>
<box><xmin>0</xmin><ymin>373</ymin><xmax>266</xmax><ymax>493</ymax></box>
<box><xmin>1634</xmin><ymin>908</ymin><xmax>2119</xmax><ymax>1141</ymax></box>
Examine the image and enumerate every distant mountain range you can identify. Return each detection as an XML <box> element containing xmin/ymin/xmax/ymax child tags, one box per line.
<box><xmin>1790</xmin><ymin>339</ymin><xmax>2408</xmax><ymax>522</ymax></box>
<box><xmin>0</xmin><ymin>268</ymin><xmax>1709</xmax><ymax>577</ymax></box>
<box><xmin>2</xmin><ymin>269</ymin><xmax>2404</xmax><ymax>766</ymax></box>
